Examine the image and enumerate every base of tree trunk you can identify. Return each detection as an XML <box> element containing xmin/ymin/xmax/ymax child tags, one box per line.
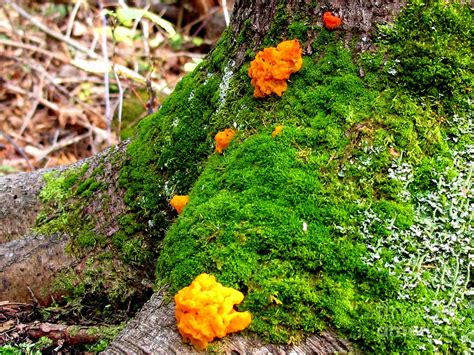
<box><xmin>105</xmin><ymin>290</ymin><xmax>352</xmax><ymax>354</ymax></box>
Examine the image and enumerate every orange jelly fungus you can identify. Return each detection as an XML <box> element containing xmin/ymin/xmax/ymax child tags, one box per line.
<box><xmin>175</xmin><ymin>273</ymin><xmax>252</xmax><ymax>350</ymax></box>
<box><xmin>214</xmin><ymin>128</ymin><xmax>235</xmax><ymax>153</ymax></box>
<box><xmin>322</xmin><ymin>11</ymin><xmax>342</xmax><ymax>31</ymax></box>
<box><xmin>248</xmin><ymin>39</ymin><xmax>303</xmax><ymax>98</ymax></box>
<box><xmin>170</xmin><ymin>195</ymin><xmax>189</xmax><ymax>214</ymax></box>
<box><xmin>271</xmin><ymin>125</ymin><xmax>284</xmax><ymax>138</ymax></box>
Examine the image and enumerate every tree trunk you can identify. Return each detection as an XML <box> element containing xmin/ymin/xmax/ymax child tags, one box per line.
<box><xmin>1</xmin><ymin>0</ymin><xmax>405</xmax><ymax>306</ymax></box>
<box><xmin>104</xmin><ymin>290</ymin><xmax>352</xmax><ymax>354</ymax></box>
<box><xmin>229</xmin><ymin>0</ymin><xmax>406</xmax><ymax>65</ymax></box>
<box><xmin>1</xmin><ymin>143</ymin><xmax>130</xmax><ymax>304</ymax></box>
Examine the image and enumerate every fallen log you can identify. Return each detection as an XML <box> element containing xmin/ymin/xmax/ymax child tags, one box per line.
<box><xmin>105</xmin><ymin>290</ymin><xmax>352</xmax><ymax>354</ymax></box>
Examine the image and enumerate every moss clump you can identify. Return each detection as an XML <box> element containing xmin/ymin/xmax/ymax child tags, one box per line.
<box><xmin>372</xmin><ymin>1</ymin><xmax>472</xmax><ymax>115</ymax></box>
<box><xmin>36</xmin><ymin>164</ymin><xmax>103</xmax><ymax>252</ymax></box>
<box><xmin>35</xmin><ymin>156</ymin><xmax>153</xmax><ymax>326</ymax></box>
<box><xmin>76</xmin><ymin>178</ymin><xmax>105</xmax><ymax>197</ymax></box>
<box><xmin>122</xmin><ymin>1</ymin><xmax>473</xmax><ymax>352</ymax></box>
<box><xmin>36</xmin><ymin>164</ymin><xmax>94</xmax><ymax>242</ymax></box>
<box><xmin>156</xmin><ymin>127</ymin><xmax>399</xmax><ymax>344</ymax></box>
<box><xmin>84</xmin><ymin>324</ymin><xmax>126</xmax><ymax>352</ymax></box>
<box><xmin>51</xmin><ymin>254</ymin><xmax>148</xmax><ymax>319</ymax></box>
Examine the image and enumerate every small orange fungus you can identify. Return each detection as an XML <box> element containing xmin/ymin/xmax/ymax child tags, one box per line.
<box><xmin>248</xmin><ymin>39</ymin><xmax>303</xmax><ymax>98</ymax></box>
<box><xmin>323</xmin><ymin>11</ymin><xmax>342</xmax><ymax>31</ymax></box>
<box><xmin>175</xmin><ymin>273</ymin><xmax>252</xmax><ymax>350</ymax></box>
<box><xmin>272</xmin><ymin>125</ymin><xmax>284</xmax><ymax>138</ymax></box>
<box><xmin>170</xmin><ymin>195</ymin><xmax>189</xmax><ymax>214</ymax></box>
<box><xmin>214</xmin><ymin>128</ymin><xmax>235</xmax><ymax>153</ymax></box>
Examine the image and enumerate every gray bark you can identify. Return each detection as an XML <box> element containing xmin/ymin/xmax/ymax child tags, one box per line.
<box><xmin>0</xmin><ymin>142</ymin><xmax>129</xmax><ymax>304</ymax></box>
<box><xmin>0</xmin><ymin>170</ymin><xmax>45</xmax><ymax>243</ymax></box>
<box><xmin>0</xmin><ymin>233</ymin><xmax>74</xmax><ymax>305</ymax></box>
<box><xmin>105</xmin><ymin>290</ymin><xmax>352</xmax><ymax>354</ymax></box>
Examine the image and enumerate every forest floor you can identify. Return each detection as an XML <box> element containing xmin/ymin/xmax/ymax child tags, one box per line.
<box><xmin>0</xmin><ymin>0</ymin><xmax>228</xmax><ymax>173</ymax></box>
<box><xmin>0</xmin><ymin>1</ymin><xmax>229</xmax><ymax>352</ymax></box>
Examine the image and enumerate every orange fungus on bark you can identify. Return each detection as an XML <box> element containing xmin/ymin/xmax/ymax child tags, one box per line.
<box><xmin>322</xmin><ymin>11</ymin><xmax>342</xmax><ymax>31</ymax></box>
<box><xmin>248</xmin><ymin>39</ymin><xmax>303</xmax><ymax>98</ymax></box>
<box><xmin>175</xmin><ymin>273</ymin><xmax>252</xmax><ymax>350</ymax></box>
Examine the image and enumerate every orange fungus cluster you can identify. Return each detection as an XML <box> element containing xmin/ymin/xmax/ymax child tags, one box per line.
<box><xmin>248</xmin><ymin>39</ymin><xmax>303</xmax><ymax>98</ymax></box>
<box><xmin>175</xmin><ymin>273</ymin><xmax>252</xmax><ymax>349</ymax></box>
<box><xmin>214</xmin><ymin>128</ymin><xmax>235</xmax><ymax>153</ymax></box>
<box><xmin>322</xmin><ymin>11</ymin><xmax>342</xmax><ymax>30</ymax></box>
<box><xmin>170</xmin><ymin>195</ymin><xmax>189</xmax><ymax>214</ymax></box>
<box><xmin>272</xmin><ymin>125</ymin><xmax>284</xmax><ymax>138</ymax></box>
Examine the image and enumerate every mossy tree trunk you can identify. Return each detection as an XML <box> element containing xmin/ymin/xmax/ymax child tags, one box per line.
<box><xmin>1</xmin><ymin>143</ymin><xmax>132</xmax><ymax>304</ymax></box>
<box><xmin>1</xmin><ymin>0</ymin><xmax>403</xmax><ymax>306</ymax></box>
<box><xmin>2</xmin><ymin>0</ymin><xmax>472</xmax><ymax>353</ymax></box>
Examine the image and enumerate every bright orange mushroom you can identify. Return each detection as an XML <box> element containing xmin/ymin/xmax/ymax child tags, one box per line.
<box><xmin>170</xmin><ymin>195</ymin><xmax>189</xmax><ymax>214</ymax></box>
<box><xmin>272</xmin><ymin>125</ymin><xmax>284</xmax><ymax>138</ymax></box>
<box><xmin>248</xmin><ymin>39</ymin><xmax>303</xmax><ymax>98</ymax></box>
<box><xmin>175</xmin><ymin>273</ymin><xmax>252</xmax><ymax>349</ymax></box>
<box><xmin>214</xmin><ymin>128</ymin><xmax>235</xmax><ymax>153</ymax></box>
<box><xmin>322</xmin><ymin>11</ymin><xmax>342</xmax><ymax>31</ymax></box>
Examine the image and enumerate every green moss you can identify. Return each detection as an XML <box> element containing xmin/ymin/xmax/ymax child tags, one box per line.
<box><xmin>84</xmin><ymin>324</ymin><xmax>126</xmax><ymax>352</ymax></box>
<box><xmin>51</xmin><ymin>254</ymin><xmax>151</xmax><ymax>322</ymax></box>
<box><xmin>35</xmin><ymin>157</ymin><xmax>154</xmax><ymax>322</ymax></box>
<box><xmin>209</xmin><ymin>31</ymin><xmax>232</xmax><ymax>72</ymax></box>
<box><xmin>36</xmin><ymin>164</ymin><xmax>104</xmax><ymax>249</ymax></box>
<box><xmin>76</xmin><ymin>178</ymin><xmax>105</xmax><ymax>197</ymax></box>
<box><xmin>156</xmin><ymin>127</ymin><xmax>402</xmax><ymax>345</ymax></box>
<box><xmin>288</xmin><ymin>21</ymin><xmax>309</xmax><ymax>42</ymax></box>
<box><xmin>377</xmin><ymin>0</ymin><xmax>472</xmax><ymax>115</ymax></box>
<box><xmin>101</xmin><ymin>0</ymin><xmax>474</xmax><ymax>352</ymax></box>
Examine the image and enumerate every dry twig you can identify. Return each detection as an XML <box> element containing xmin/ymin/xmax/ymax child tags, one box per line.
<box><xmin>0</xmin><ymin>131</ymin><xmax>34</xmax><ymax>170</ymax></box>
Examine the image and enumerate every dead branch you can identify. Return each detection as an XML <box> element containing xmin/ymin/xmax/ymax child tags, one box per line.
<box><xmin>21</xmin><ymin>322</ymin><xmax>100</xmax><ymax>345</ymax></box>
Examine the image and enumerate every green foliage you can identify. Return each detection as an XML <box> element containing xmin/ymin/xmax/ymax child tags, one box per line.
<box><xmin>0</xmin><ymin>336</ymin><xmax>52</xmax><ymax>354</ymax></box>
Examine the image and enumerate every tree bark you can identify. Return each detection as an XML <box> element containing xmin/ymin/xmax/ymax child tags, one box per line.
<box><xmin>105</xmin><ymin>290</ymin><xmax>352</xmax><ymax>354</ymax></box>
<box><xmin>0</xmin><ymin>0</ymin><xmax>410</xmax><ymax>352</ymax></box>
<box><xmin>1</xmin><ymin>142</ymin><xmax>129</xmax><ymax>304</ymax></box>
<box><xmin>0</xmin><ymin>170</ymin><xmax>46</xmax><ymax>243</ymax></box>
<box><xmin>229</xmin><ymin>0</ymin><xmax>406</xmax><ymax>65</ymax></box>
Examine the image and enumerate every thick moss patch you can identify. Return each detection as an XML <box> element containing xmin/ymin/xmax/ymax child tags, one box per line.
<box><xmin>34</xmin><ymin>156</ymin><xmax>152</xmax><ymax>334</ymax></box>
<box><xmin>156</xmin><ymin>127</ymin><xmax>397</xmax><ymax>344</ymax></box>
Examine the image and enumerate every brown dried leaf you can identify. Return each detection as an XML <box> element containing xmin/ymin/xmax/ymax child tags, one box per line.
<box><xmin>58</xmin><ymin>107</ymin><xmax>85</xmax><ymax>128</ymax></box>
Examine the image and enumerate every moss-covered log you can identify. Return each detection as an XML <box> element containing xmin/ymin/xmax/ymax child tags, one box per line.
<box><xmin>1</xmin><ymin>0</ymin><xmax>472</xmax><ymax>353</ymax></box>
